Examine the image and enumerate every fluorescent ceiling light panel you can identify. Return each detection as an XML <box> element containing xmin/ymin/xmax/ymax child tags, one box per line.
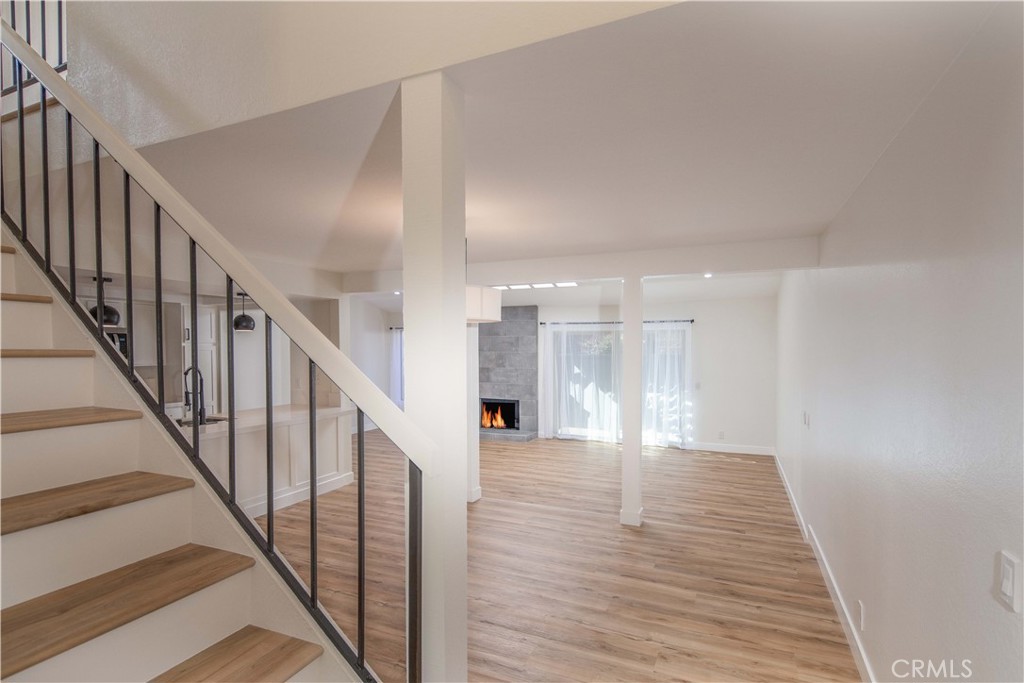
<box><xmin>508</xmin><ymin>284</ymin><xmax>531</xmax><ymax>290</ymax></box>
<box><xmin>492</xmin><ymin>285</ymin><xmax>509</xmax><ymax>290</ymax></box>
<box><xmin>555</xmin><ymin>282</ymin><xmax>578</xmax><ymax>287</ymax></box>
<box><xmin>531</xmin><ymin>283</ymin><xmax>555</xmax><ymax>289</ymax></box>
<box><xmin>703</xmin><ymin>273</ymin><xmax>713</xmax><ymax>278</ymax></box>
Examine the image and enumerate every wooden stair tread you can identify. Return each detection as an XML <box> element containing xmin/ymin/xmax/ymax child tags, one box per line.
<box><xmin>0</xmin><ymin>96</ymin><xmax>58</xmax><ymax>123</ymax></box>
<box><xmin>1</xmin><ymin>244</ymin><xmax>15</xmax><ymax>254</ymax></box>
<box><xmin>1</xmin><ymin>348</ymin><xmax>95</xmax><ymax>358</ymax></box>
<box><xmin>1</xmin><ymin>292</ymin><xmax>53</xmax><ymax>304</ymax></box>
<box><xmin>2</xmin><ymin>471</ymin><xmax>195</xmax><ymax>535</ymax></box>
<box><xmin>0</xmin><ymin>544</ymin><xmax>255</xmax><ymax>678</ymax></box>
<box><xmin>151</xmin><ymin>625</ymin><xmax>323</xmax><ymax>682</ymax></box>
<box><xmin>1</xmin><ymin>406</ymin><xmax>143</xmax><ymax>434</ymax></box>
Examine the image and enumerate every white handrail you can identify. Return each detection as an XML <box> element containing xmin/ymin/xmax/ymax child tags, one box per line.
<box><xmin>1</xmin><ymin>20</ymin><xmax>435</xmax><ymax>474</ymax></box>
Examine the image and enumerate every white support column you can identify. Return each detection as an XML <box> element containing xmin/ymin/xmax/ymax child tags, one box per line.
<box><xmin>401</xmin><ymin>72</ymin><xmax>469</xmax><ymax>682</ymax></box>
<box><xmin>620</xmin><ymin>276</ymin><xmax>644</xmax><ymax>526</ymax></box>
<box><xmin>467</xmin><ymin>324</ymin><xmax>482</xmax><ymax>502</ymax></box>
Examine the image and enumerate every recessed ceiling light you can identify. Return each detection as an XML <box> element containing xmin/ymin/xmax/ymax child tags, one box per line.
<box><xmin>531</xmin><ymin>283</ymin><xmax>555</xmax><ymax>289</ymax></box>
<box><xmin>508</xmin><ymin>284</ymin><xmax>531</xmax><ymax>290</ymax></box>
<box><xmin>393</xmin><ymin>291</ymin><xmax>401</xmax><ymax>295</ymax></box>
<box><xmin>492</xmin><ymin>285</ymin><xmax>509</xmax><ymax>290</ymax></box>
<box><xmin>555</xmin><ymin>282</ymin><xmax>578</xmax><ymax>288</ymax></box>
<box><xmin>703</xmin><ymin>273</ymin><xmax>713</xmax><ymax>278</ymax></box>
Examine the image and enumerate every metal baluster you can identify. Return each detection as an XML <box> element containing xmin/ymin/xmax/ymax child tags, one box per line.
<box><xmin>189</xmin><ymin>238</ymin><xmax>199</xmax><ymax>457</ymax></box>
<box><xmin>357</xmin><ymin>409</ymin><xmax>366</xmax><ymax>667</ymax></box>
<box><xmin>154</xmin><ymin>204</ymin><xmax>164</xmax><ymax>411</ymax></box>
<box><xmin>265</xmin><ymin>313</ymin><xmax>275</xmax><ymax>551</ymax></box>
<box><xmin>21</xmin><ymin>0</ymin><xmax>28</xmax><ymax>51</ymax></box>
<box><xmin>226</xmin><ymin>276</ymin><xmax>237</xmax><ymax>503</ymax></box>
<box><xmin>15</xmin><ymin>56</ymin><xmax>26</xmax><ymax>241</ymax></box>
<box><xmin>407</xmin><ymin>460</ymin><xmax>423</xmax><ymax>683</ymax></box>
<box><xmin>308</xmin><ymin>359</ymin><xmax>318</xmax><ymax>607</ymax></box>
<box><xmin>65</xmin><ymin>109</ymin><xmax>75</xmax><ymax>299</ymax></box>
<box><xmin>92</xmin><ymin>139</ymin><xmax>104</xmax><ymax>335</ymax></box>
<box><xmin>40</xmin><ymin>83</ymin><xmax>50</xmax><ymax>271</ymax></box>
<box><xmin>57</xmin><ymin>0</ymin><xmax>63</xmax><ymax>66</ymax></box>
<box><xmin>122</xmin><ymin>170</ymin><xmax>134</xmax><ymax>373</ymax></box>
<box><xmin>38</xmin><ymin>0</ymin><xmax>45</xmax><ymax>62</ymax></box>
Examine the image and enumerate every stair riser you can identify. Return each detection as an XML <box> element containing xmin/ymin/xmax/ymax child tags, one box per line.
<box><xmin>1</xmin><ymin>490</ymin><xmax>194</xmax><ymax>608</ymax></box>
<box><xmin>1</xmin><ymin>420</ymin><xmax>140</xmax><ymax>497</ymax></box>
<box><xmin>288</xmin><ymin>659</ymin><xmax>325</xmax><ymax>682</ymax></box>
<box><xmin>1</xmin><ymin>356</ymin><xmax>95</xmax><ymax>411</ymax></box>
<box><xmin>2</xmin><ymin>251</ymin><xmax>15</xmax><ymax>291</ymax></box>
<box><xmin>0</xmin><ymin>299</ymin><xmax>53</xmax><ymax>348</ymax></box>
<box><xmin>7</xmin><ymin>571</ymin><xmax>252</xmax><ymax>683</ymax></box>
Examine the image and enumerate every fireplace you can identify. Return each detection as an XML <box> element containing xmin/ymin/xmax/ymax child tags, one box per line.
<box><xmin>480</xmin><ymin>398</ymin><xmax>519</xmax><ymax>431</ymax></box>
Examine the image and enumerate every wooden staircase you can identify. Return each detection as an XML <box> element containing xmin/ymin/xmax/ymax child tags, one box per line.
<box><xmin>0</xmin><ymin>243</ymin><xmax>327</xmax><ymax>681</ymax></box>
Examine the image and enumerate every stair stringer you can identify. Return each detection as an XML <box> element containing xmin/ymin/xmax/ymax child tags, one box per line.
<box><xmin>6</xmin><ymin>243</ymin><xmax>360</xmax><ymax>682</ymax></box>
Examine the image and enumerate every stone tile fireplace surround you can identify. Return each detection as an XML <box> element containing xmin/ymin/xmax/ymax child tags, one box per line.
<box><xmin>478</xmin><ymin>305</ymin><xmax>538</xmax><ymax>442</ymax></box>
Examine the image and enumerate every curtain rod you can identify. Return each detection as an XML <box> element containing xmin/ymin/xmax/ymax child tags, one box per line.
<box><xmin>391</xmin><ymin>320</ymin><xmax>694</xmax><ymax>330</ymax></box>
<box><xmin>539</xmin><ymin>319</ymin><xmax>694</xmax><ymax>325</ymax></box>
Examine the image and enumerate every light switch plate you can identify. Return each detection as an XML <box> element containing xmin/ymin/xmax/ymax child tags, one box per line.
<box><xmin>997</xmin><ymin>551</ymin><xmax>1021</xmax><ymax>613</ymax></box>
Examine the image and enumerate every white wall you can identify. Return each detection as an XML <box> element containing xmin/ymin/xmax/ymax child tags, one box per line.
<box><xmin>776</xmin><ymin>5</ymin><xmax>1022</xmax><ymax>681</ymax></box>
<box><xmin>348</xmin><ymin>298</ymin><xmax>390</xmax><ymax>397</ymax></box>
<box><xmin>539</xmin><ymin>294</ymin><xmax>777</xmax><ymax>454</ymax></box>
<box><xmin>646</xmin><ymin>298</ymin><xmax>776</xmax><ymax>454</ymax></box>
<box><xmin>228</xmin><ymin>308</ymin><xmax>291</xmax><ymax>412</ymax></box>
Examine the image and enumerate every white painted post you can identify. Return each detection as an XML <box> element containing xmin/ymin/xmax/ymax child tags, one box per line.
<box><xmin>401</xmin><ymin>71</ymin><xmax>469</xmax><ymax>682</ymax></box>
<box><xmin>620</xmin><ymin>276</ymin><xmax>644</xmax><ymax>526</ymax></box>
<box><xmin>467</xmin><ymin>325</ymin><xmax>482</xmax><ymax>502</ymax></box>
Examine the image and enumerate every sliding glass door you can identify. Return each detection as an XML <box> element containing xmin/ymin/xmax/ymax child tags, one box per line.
<box><xmin>641</xmin><ymin>322</ymin><xmax>692</xmax><ymax>447</ymax></box>
<box><xmin>548</xmin><ymin>324</ymin><xmax>624</xmax><ymax>442</ymax></box>
<box><xmin>541</xmin><ymin>321</ymin><xmax>692</xmax><ymax>446</ymax></box>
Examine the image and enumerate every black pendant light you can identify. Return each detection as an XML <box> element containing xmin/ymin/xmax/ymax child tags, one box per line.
<box><xmin>89</xmin><ymin>277</ymin><xmax>120</xmax><ymax>326</ymax></box>
<box><xmin>89</xmin><ymin>303</ymin><xmax>121</xmax><ymax>326</ymax></box>
<box><xmin>233</xmin><ymin>292</ymin><xmax>256</xmax><ymax>331</ymax></box>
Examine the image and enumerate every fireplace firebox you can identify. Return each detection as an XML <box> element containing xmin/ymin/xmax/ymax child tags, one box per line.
<box><xmin>480</xmin><ymin>398</ymin><xmax>519</xmax><ymax>431</ymax></box>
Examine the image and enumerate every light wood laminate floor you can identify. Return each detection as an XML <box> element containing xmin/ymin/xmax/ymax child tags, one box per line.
<box><xmin>265</xmin><ymin>434</ymin><xmax>860</xmax><ymax>683</ymax></box>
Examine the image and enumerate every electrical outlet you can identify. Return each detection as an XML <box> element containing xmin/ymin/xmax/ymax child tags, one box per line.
<box><xmin>717</xmin><ymin>431</ymin><xmax>725</xmax><ymax>440</ymax></box>
<box><xmin>857</xmin><ymin>600</ymin><xmax>865</xmax><ymax>631</ymax></box>
<box><xmin>997</xmin><ymin>551</ymin><xmax>1021</xmax><ymax>612</ymax></box>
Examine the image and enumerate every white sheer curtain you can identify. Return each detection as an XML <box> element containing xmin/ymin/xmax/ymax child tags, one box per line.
<box><xmin>641</xmin><ymin>321</ymin><xmax>693</xmax><ymax>447</ymax></box>
<box><xmin>388</xmin><ymin>328</ymin><xmax>404</xmax><ymax>409</ymax></box>
<box><xmin>546</xmin><ymin>324</ymin><xmax>623</xmax><ymax>442</ymax></box>
<box><xmin>541</xmin><ymin>320</ymin><xmax>693</xmax><ymax>447</ymax></box>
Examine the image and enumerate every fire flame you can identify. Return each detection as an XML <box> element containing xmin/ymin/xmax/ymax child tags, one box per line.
<box><xmin>481</xmin><ymin>406</ymin><xmax>507</xmax><ymax>429</ymax></box>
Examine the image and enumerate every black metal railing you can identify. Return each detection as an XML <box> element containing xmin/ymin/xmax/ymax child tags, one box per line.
<box><xmin>1</xmin><ymin>23</ymin><xmax>422</xmax><ymax>683</ymax></box>
<box><xmin>1</xmin><ymin>1</ymin><xmax>66</xmax><ymax>96</ymax></box>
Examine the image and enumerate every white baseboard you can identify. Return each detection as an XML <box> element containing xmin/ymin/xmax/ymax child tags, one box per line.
<box><xmin>242</xmin><ymin>471</ymin><xmax>354</xmax><ymax>517</ymax></box>
<box><xmin>773</xmin><ymin>456</ymin><xmax>807</xmax><ymax>540</ymax></box>
<box><xmin>688</xmin><ymin>441</ymin><xmax>775</xmax><ymax>456</ymax></box>
<box><xmin>806</xmin><ymin>525</ymin><xmax>876</xmax><ymax>683</ymax></box>
<box><xmin>468</xmin><ymin>486</ymin><xmax>482</xmax><ymax>503</ymax></box>
<box><xmin>619</xmin><ymin>506</ymin><xmax>644</xmax><ymax>526</ymax></box>
<box><xmin>772</xmin><ymin>454</ymin><xmax>874</xmax><ymax>681</ymax></box>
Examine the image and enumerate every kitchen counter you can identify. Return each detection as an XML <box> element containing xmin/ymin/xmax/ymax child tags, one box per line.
<box><xmin>188</xmin><ymin>404</ymin><xmax>355</xmax><ymax>437</ymax></box>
